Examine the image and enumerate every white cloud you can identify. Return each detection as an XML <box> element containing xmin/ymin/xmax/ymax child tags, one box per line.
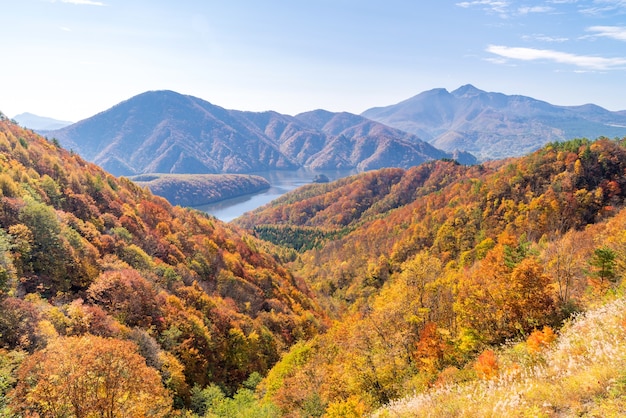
<box><xmin>586</xmin><ymin>26</ymin><xmax>626</xmax><ymax>41</ymax></box>
<box><xmin>580</xmin><ymin>0</ymin><xmax>626</xmax><ymax>15</ymax></box>
<box><xmin>485</xmin><ymin>56</ymin><xmax>513</xmax><ymax>65</ymax></box>
<box><xmin>456</xmin><ymin>0</ymin><xmax>510</xmax><ymax>14</ymax></box>
<box><xmin>49</xmin><ymin>0</ymin><xmax>105</xmax><ymax>5</ymax></box>
<box><xmin>518</xmin><ymin>6</ymin><xmax>555</xmax><ymax>14</ymax></box>
<box><xmin>457</xmin><ymin>1</ymin><xmax>557</xmax><ymax>17</ymax></box>
<box><xmin>486</xmin><ymin>45</ymin><xmax>626</xmax><ymax>69</ymax></box>
<box><xmin>522</xmin><ymin>34</ymin><xmax>569</xmax><ymax>42</ymax></box>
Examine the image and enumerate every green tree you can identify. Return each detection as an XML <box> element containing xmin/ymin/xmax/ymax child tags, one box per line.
<box><xmin>18</xmin><ymin>198</ymin><xmax>66</xmax><ymax>284</ymax></box>
<box><xmin>0</xmin><ymin>230</ymin><xmax>15</xmax><ymax>295</ymax></box>
<box><xmin>590</xmin><ymin>246</ymin><xmax>617</xmax><ymax>284</ymax></box>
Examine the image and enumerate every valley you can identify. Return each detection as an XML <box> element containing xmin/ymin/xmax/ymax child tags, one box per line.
<box><xmin>195</xmin><ymin>168</ymin><xmax>356</xmax><ymax>222</ymax></box>
<box><xmin>4</xmin><ymin>86</ymin><xmax>626</xmax><ymax>417</ymax></box>
<box><xmin>8</xmin><ymin>0</ymin><xmax>626</xmax><ymax>415</ymax></box>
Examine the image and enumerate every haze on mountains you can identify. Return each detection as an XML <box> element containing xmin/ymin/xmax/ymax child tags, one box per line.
<box><xmin>46</xmin><ymin>90</ymin><xmax>475</xmax><ymax>177</ymax></box>
<box><xmin>362</xmin><ymin>84</ymin><xmax>626</xmax><ymax>161</ymax></box>
<box><xmin>46</xmin><ymin>85</ymin><xmax>626</xmax><ymax>180</ymax></box>
<box><xmin>3</xmin><ymin>102</ymin><xmax>626</xmax><ymax>416</ymax></box>
<box><xmin>12</xmin><ymin>112</ymin><xmax>73</xmax><ymax>131</ymax></box>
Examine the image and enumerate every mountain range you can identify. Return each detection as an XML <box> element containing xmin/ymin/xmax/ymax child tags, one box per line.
<box><xmin>13</xmin><ymin>112</ymin><xmax>73</xmax><ymax>131</ymax></box>
<box><xmin>3</xmin><ymin>106</ymin><xmax>626</xmax><ymax>416</ymax></box>
<box><xmin>362</xmin><ymin>84</ymin><xmax>626</xmax><ymax>160</ymax></box>
<box><xmin>47</xmin><ymin>91</ymin><xmax>474</xmax><ymax>177</ymax></box>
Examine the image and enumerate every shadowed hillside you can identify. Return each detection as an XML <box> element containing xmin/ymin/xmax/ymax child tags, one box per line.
<box><xmin>131</xmin><ymin>173</ymin><xmax>270</xmax><ymax>207</ymax></box>
<box><xmin>47</xmin><ymin>90</ymin><xmax>475</xmax><ymax>176</ymax></box>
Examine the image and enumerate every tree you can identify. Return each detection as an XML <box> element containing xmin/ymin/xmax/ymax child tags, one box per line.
<box><xmin>0</xmin><ymin>230</ymin><xmax>15</xmax><ymax>295</ymax></box>
<box><xmin>589</xmin><ymin>246</ymin><xmax>617</xmax><ymax>285</ymax></box>
<box><xmin>543</xmin><ymin>230</ymin><xmax>589</xmax><ymax>309</ymax></box>
<box><xmin>10</xmin><ymin>335</ymin><xmax>172</xmax><ymax>417</ymax></box>
<box><xmin>456</xmin><ymin>234</ymin><xmax>555</xmax><ymax>343</ymax></box>
<box><xmin>18</xmin><ymin>198</ymin><xmax>70</xmax><ymax>289</ymax></box>
<box><xmin>507</xmin><ymin>258</ymin><xmax>555</xmax><ymax>333</ymax></box>
<box><xmin>87</xmin><ymin>269</ymin><xmax>162</xmax><ymax>328</ymax></box>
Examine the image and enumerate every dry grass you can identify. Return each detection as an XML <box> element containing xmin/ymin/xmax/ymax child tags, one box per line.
<box><xmin>374</xmin><ymin>297</ymin><xmax>626</xmax><ymax>417</ymax></box>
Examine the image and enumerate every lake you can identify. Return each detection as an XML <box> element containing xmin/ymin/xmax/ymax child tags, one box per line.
<box><xmin>194</xmin><ymin>168</ymin><xmax>357</xmax><ymax>222</ymax></box>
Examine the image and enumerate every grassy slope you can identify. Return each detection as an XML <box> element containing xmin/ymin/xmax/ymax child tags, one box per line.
<box><xmin>375</xmin><ymin>294</ymin><xmax>626</xmax><ymax>417</ymax></box>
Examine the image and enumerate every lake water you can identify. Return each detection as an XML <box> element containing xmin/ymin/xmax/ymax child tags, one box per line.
<box><xmin>195</xmin><ymin>168</ymin><xmax>357</xmax><ymax>222</ymax></box>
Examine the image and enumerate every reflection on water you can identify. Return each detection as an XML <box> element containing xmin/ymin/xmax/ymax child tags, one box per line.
<box><xmin>194</xmin><ymin>168</ymin><xmax>356</xmax><ymax>222</ymax></box>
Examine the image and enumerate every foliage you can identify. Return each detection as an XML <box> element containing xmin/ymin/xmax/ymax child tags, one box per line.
<box><xmin>237</xmin><ymin>136</ymin><xmax>626</xmax><ymax>414</ymax></box>
<box><xmin>4</xmin><ymin>112</ymin><xmax>626</xmax><ymax>417</ymax></box>
<box><xmin>589</xmin><ymin>246</ymin><xmax>617</xmax><ymax>284</ymax></box>
<box><xmin>252</xmin><ymin>224</ymin><xmax>346</xmax><ymax>252</ymax></box>
<box><xmin>0</xmin><ymin>118</ymin><xmax>325</xmax><ymax>414</ymax></box>
<box><xmin>375</xmin><ymin>296</ymin><xmax>626</xmax><ymax>417</ymax></box>
<box><xmin>10</xmin><ymin>335</ymin><xmax>172</xmax><ymax>417</ymax></box>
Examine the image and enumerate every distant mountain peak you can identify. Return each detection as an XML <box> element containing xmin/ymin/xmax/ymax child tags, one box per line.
<box><xmin>47</xmin><ymin>90</ymin><xmax>472</xmax><ymax>176</ymax></box>
<box><xmin>451</xmin><ymin>84</ymin><xmax>484</xmax><ymax>98</ymax></box>
<box><xmin>12</xmin><ymin>112</ymin><xmax>73</xmax><ymax>131</ymax></box>
<box><xmin>362</xmin><ymin>85</ymin><xmax>626</xmax><ymax>161</ymax></box>
<box><xmin>420</xmin><ymin>87</ymin><xmax>449</xmax><ymax>98</ymax></box>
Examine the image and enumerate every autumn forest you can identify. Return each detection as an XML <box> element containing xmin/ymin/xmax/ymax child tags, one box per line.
<box><xmin>1</xmin><ymin>111</ymin><xmax>626</xmax><ymax>417</ymax></box>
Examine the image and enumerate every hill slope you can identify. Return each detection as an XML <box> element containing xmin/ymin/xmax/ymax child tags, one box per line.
<box><xmin>376</xmin><ymin>296</ymin><xmax>626</xmax><ymax>417</ymax></box>
<box><xmin>236</xmin><ymin>136</ymin><xmax>626</xmax><ymax>415</ymax></box>
<box><xmin>131</xmin><ymin>173</ymin><xmax>270</xmax><ymax>207</ymax></box>
<box><xmin>362</xmin><ymin>84</ymin><xmax>626</xmax><ymax>160</ymax></box>
<box><xmin>0</xmin><ymin>113</ymin><xmax>324</xmax><ymax>410</ymax></box>
<box><xmin>47</xmin><ymin>90</ymin><xmax>475</xmax><ymax>176</ymax></box>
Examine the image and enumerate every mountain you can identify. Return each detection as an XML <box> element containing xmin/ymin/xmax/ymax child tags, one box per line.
<box><xmin>0</xmin><ymin>112</ymin><xmax>324</xmax><ymax>410</ymax></box>
<box><xmin>12</xmin><ymin>112</ymin><xmax>73</xmax><ymax>131</ymax></box>
<box><xmin>4</xmin><ymin>102</ymin><xmax>626</xmax><ymax>416</ymax></box>
<box><xmin>236</xmin><ymin>137</ymin><xmax>626</xmax><ymax>415</ymax></box>
<box><xmin>362</xmin><ymin>84</ymin><xmax>626</xmax><ymax>160</ymax></box>
<box><xmin>47</xmin><ymin>91</ymin><xmax>298</xmax><ymax>176</ymax></box>
<box><xmin>47</xmin><ymin>90</ymin><xmax>475</xmax><ymax>176</ymax></box>
<box><xmin>130</xmin><ymin>173</ymin><xmax>270</xmax><ymax>207</ymax></box>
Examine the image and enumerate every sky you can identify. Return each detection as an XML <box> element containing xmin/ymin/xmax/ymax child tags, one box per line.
<box><xmin>3</xmin><ymin>0</ymin><xmax>626</xmax><ymax>122</ymax></box>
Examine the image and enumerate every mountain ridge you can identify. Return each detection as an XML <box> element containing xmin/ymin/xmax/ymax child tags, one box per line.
<box><xmin>47</xmin><ymin>90</ymin><xmax>476</xmax><ymax>176</ymax></box>
<box><xmin>362</xmin><ymin>84</ymin><xmax>626</xmax><ymax>160</ymax></box>
<box><xmin>12</xmin><ymin>112</ymin><xmax>73</xmax><ymax>131</ymax></box>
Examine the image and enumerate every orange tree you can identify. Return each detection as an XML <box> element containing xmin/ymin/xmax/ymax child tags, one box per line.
<box><xmin>10</xmin><ymin>335</ymin><xmax>172</xmax><ymax>417</ymax></box>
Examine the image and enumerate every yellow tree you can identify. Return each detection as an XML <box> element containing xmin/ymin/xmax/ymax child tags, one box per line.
<box><xmin>10</xmin><ymin>335</ymin><xmax>172</xmax><ymax>417</ymax></box>
<box><xmin>456</xmin><ymin>233</ymin><xmax>555</xmax><ymax>343</ymax></box>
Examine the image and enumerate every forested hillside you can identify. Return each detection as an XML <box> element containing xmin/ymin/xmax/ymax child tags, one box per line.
<box><xmin>236</xmin><ymin>136</ymin><xmax>626</xmax><ymax>415</ymax></box>
<box><xmin>130</xmin><ymin>173</ymin><xmax>270</xmax><ymax>207</ymax></box>
<box><xmin>0</xmin><ymin>114</ymin><xmax>324</xmax><ymax>415</ymax></box>
<box><xmin>3</xmin><ymin>104</ymin><xmax>626</xmax><ymax>417</ymax></box>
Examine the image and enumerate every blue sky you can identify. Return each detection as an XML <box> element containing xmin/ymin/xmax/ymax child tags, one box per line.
<box><xmin>3</xmin><ymin>0</ymin><xmax>626</xmax><ymax>121</ymax></box>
